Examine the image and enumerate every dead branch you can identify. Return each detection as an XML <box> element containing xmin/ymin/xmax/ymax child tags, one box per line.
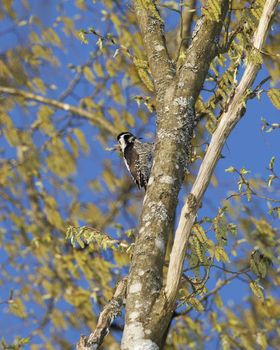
<box><xmin>165</xmin><ymin>0</ymin><xmax>278</xmax><ymax>304</ymax></box>
<box><xmin>76</xmin><ymin>277</ymin><xmax>127</xmax><ymax>350</ymax></box>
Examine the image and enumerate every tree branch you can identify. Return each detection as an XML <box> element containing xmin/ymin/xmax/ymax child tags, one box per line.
<box><xmin>122</xmin><ymin>1</ymin><xmax>229</xmax><ymax>349</ymax></box>
<box><xmin>132</xmin><ymin>0</ymin><xmax>175</xmax><ymax>99</ymax></box>
<box><xmin>177</xmin><ymin>1</ymin><xmax>229</xmax><ymax>99</ymax></box>
<box><xmin>165</xmin><ymin>0</ymin><xmax>278</xmax><ymax>304</ymax></box>
<box><xmin>178</xmin><ymin>0</ymin><xmax>197</xmax><ymax>50</ymax></box>
<box><xmin>175</xmin><ymin>268</ymin><xmax>249</xmax><ymax>317</ymax></box>
<box><xmin>76</xmin><ymin>277</ymin><xmax>127</xmax><ymax>350</ymax></box>
<box><xmin>0</xmin><ymin>86</ymin><xmax>116</xmax><ymax>135</ymax></box>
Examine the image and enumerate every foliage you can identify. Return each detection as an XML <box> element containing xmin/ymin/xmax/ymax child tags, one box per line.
<box><xmin>0</xmin><ymin>0</ymin><xmax>279</xmax><ymax>349</ymax></box>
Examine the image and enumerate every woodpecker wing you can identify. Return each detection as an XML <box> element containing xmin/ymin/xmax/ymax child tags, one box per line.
<box><xmin>123</xmin><ymin>143</ymin><xmax>142</xmax><ymax>189</ymax></box>
<box><xmin>133</xmin><ymin>140</ymin><xmax>154</xmax><ymax>190</ymax></box>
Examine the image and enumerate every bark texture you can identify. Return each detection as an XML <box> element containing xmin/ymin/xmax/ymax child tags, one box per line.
<box><xmin>121</xmin><ymin>1</ymin><xmax>229</xmax><ymax>349</ymax></box>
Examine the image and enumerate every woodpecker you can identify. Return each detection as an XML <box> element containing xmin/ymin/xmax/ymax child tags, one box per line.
<box><xmin>117</xmin><ymin>132</ymin><xmax>154</xmax><ymax>191</ymax></box>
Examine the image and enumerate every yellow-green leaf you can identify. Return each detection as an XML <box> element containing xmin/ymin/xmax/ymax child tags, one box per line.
<box><xmin>249</xmin><ymin>281</ymin><xmax>264</xmax><ymax>301</ymax></box>
<box><xmin>267</xmin><ymin>89</ymin><xmax>280</xmax><ymax>110</ymax></box>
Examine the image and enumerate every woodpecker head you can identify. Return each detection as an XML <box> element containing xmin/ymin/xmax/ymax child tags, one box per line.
<box><xmin>117</xmin><ymin>132</ymin><xmax>136</xmax><ymax>152</ymax></box>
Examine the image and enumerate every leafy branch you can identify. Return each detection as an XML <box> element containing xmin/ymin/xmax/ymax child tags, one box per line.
<box><xmin>66</xmin><ymin>225</ymin><xmax>132</xmax><ymax>252</ymax></box>
<box><xmin>0</xmin><ymin>86</ymin><xmax>116</xmax><ymax>134</ymax></box>
<box><xmin>225</xmin><ymin>166</ymin><xmax>280</xmax><ymax>203</ymax></box>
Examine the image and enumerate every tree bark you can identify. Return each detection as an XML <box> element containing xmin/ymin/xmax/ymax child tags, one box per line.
<box><xmin>121</xmin><ymin>1</ymin><xmax>229</xmax><ymax>349</ymax></box>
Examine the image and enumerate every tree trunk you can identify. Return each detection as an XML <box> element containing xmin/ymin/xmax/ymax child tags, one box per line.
<box><xmin>121</xmin><ymin>1</ymin><xmax>229</xmax><ymax>348</ymax></box>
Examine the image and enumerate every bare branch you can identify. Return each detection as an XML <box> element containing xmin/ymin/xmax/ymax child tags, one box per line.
<box><xmin>175</xmin><ymin>267</ymin><xmax>250</xmax><ymax>317</ymax></box>
<box><xmin>247</xmin><ymin>75</ymin><xmax>271</xmax><ymax>99</ymax></box>
<box><xmin>165</xmin><ymin>0</ymin><xmax>278</xmax><ymax>304</ymax></box>
<box><xmin>0</xmin><ymin>86</ymin><xmax>116</xmax><ymax>135</ymax></box>
<box><xmin>226</xmin><ymin>190</ymin><xmax>280</xmax><ymax>203</ymax></box>
<box><xmin>77</xmin><ymin>277</ymin><xmax>127</xmax><ymax>350</ymax></box>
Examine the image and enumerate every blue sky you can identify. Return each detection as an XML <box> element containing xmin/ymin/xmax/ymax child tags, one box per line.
<box><xmin>0</xmin><ymin>1</ymin><xmax>279</xmax><ymax>348</ymax></box>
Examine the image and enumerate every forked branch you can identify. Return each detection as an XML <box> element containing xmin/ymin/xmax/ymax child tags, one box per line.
<box><xmin>165</xmin><ymin>0</ymin><xmax>278</xmax><ymax>304</ymax></box>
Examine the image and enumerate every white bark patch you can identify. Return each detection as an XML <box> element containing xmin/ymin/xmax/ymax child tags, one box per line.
<box><xmin>143</xmin><ymin>201</ymin><xmax>168</xmax><ymax>222</ymax></box>
<box><xmin>129</xmin><ymin>282</ymin><xmax>142</xmax><ymax>294</ymax></box>
<box><xmin>138</xmin><ymin>270</ymin><xmax>145</xmax><ymax>276</ymax></box>
<box><xmin>122</xmin><ymin>322</ymin><xmax>159</xmax><ymax>350</ymax></box>
<box><xmin>155</xmin><ymin>201</ymin><xmax>168</xmax><ymax>221</ymax></box>
<box><xmin>184</xmin><ymin>62</ymin><xmax>198</xmax><ymax>72</ymax></box>
<box><xmin>155</xmin><ymin>238</ymin><xmax>165</xmax><ymax>253</ymax></box>
<box><xmin>155</xmin><ymin>44</ymin><xmax>164</xmax><ymax>52</ymax></box>
<box><xmin>148</xmin><ymin>176</ymin><xmax>154</xmax><ymax>185</ymax></box>
<box><xmin>129</xmin><ymin>311</ymin><xmax>140</xmax><ymax>321</ymax></box>
<box><xmin>159</xmin><ymin>175</ymin><xmax>174</xmax><ymax>184</ymax></box>
<box><xmin>173</xmin><ymin>96</ymin><xmax>188</xmax><ymax>107</ymax></box>
<box><xmin>144</xmin><ymin>221</ymin><xmax>151</xmax><ymax>228</ymax></box>
<box><xmin>178</xmin><ymin>81</ymin><xmax>185</xmax><ymax>88</ymax></box>
<box><xmin>158</xmin><ymin>130</ymin><xmax>178</xmax><ymax>141</ymax></box>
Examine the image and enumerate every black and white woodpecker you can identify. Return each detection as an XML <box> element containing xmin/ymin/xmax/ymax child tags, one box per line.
<box><xmin>117</xmin><ymin>132</ymin><xmax>154</xmax><ymax>191</ymax></box>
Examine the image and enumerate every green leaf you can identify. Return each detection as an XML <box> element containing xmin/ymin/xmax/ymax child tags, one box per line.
<box><xmin>78</xmin><ymin>29</ymin><xmax>88</xmax><ymax>44</ymax></box>
<box><xmin>215</xmin><ymin>246</ymin><xmax>230</xmax><ymax>263</ymax></box>
<box><xmin>267</xmin><ymin>174</ymin><xmax>276</xmax><ymax>187</ymax></box>
<box><xmin>267</xmin><ymin>89</ymin><xmax>280</xmax><ymax>109</ymax></box>
<box><xmin>256</xmin><ymin>332</ymin><xmax>267</xmax><ymax>350</ymax></box>
<box><xmin>240</xmin><ymin>167</ymin><xmax>250</xmax><ymax>175</ymax></box>
<box><xmin>225</xmin><ymin>166</ymin><xmax>236</xmax><ymax>173</ymax></box>
<box><xmin>83</xmin><ymin>66</ymin><xmax>95</xmax><ymax>83</ymax></box>
<box><xmin>187</xmin><ymin>296</ymin><xmax>204</xmax><ymax>312</ymax></box>
<box><xmin>246</xmin><ymin>187</ymin><xmax>252</xmax><ymax>202</ymax></box>
<box><xmin>249</xmin><ymin>281</ymin><xmax>264</xmax><ymax>301</ymax></box>
<box><xmin>269</xmin><ymin>156</ymin><xmax>275</xmax><ymax>170</ymax></box>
